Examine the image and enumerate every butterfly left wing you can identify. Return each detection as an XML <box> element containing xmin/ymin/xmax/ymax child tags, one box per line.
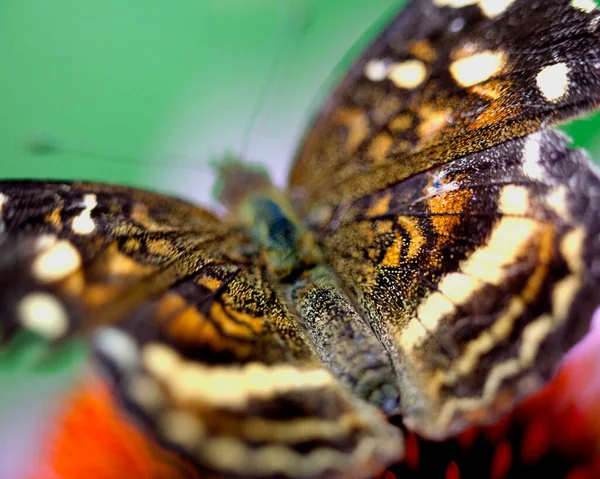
<box><xmin>318</xmin><ymin>129</ymin><xmax>600</xmax><ymax>439</ymax></box>
<box><xmin>0</xmin><ymin>181</ymin><xmax>403</xmax><ymax>478</ymax></box>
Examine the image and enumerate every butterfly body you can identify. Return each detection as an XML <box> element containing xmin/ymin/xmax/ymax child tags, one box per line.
<box><xmin>217</xmin><ymin>162</ymin><xmax>401</xmax><ymax>414</ymax></box>
<box><xmin>3</xmin><ymin>1</ymin><xmax>600</xmax><ymax>478</ymax></box>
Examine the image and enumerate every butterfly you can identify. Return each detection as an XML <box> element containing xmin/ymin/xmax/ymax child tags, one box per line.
<box><xmin>2</xmin><ymin>0</ymin><xmax>600</xmax><ymax>478</ymax></box>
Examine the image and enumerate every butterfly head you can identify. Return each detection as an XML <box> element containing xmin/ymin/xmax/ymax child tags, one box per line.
<box><xmin>211</xmin><ymin>152</ymin><xmax>272</xmax><ymax>213</ymax></box>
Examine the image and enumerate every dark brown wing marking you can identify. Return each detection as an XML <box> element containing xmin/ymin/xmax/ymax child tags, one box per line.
<box><xmin>319</xmin><ymin>130</ymin><xmax>600</xmax><ymax>438</ymax></box>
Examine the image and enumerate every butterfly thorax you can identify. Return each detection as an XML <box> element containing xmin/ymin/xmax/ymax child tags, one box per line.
<box><xmin>216</xmin><ymin>161</ymin><xmax>401</xmax><ymax>413</ymax></box>
<box><xmin>217</xmin><ymin>161</ymin><xmax>323</xmax><ymax>281</ymax></box>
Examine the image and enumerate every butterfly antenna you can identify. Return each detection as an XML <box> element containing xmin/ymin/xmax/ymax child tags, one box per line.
<box><xmin>24</xmin><ymin>135</ymin><xmax>211</xmax><ymax>173</ymax></box>
<box><xmin>239</xmin><ymin>0</ymin><xmax>314</xmax><ymax>161</ymax></box>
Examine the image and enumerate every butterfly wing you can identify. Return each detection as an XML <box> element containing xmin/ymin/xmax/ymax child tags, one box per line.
<box><xmin>288</xmin><ymin>0</ymin><xmax>600</xmax><ymax>439</ymax></box>
<box><xmin>319</xmin><ymin>130</ymin><xmax>600</xmax><ymax>438</ymax></box>
<box><xmin>0</xmin><ymin>181</ymin><xmax>402</xmax><ymax>478</ymax></box>
<box><xmin>290</xmin><ymin>0</ymin><xmax>600</xmax><ymax>211</ymax></box>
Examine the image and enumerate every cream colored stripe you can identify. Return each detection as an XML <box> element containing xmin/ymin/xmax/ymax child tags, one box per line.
<box><xmin>142</xmin><ymin>343</ymin><xmax>333</xmax><ymax>411</ymax></box>
<box><xmin>198</xmin><ymin>425</ymin><xmax>402</xmax><ymax>478</ymax></box>
<box><xmin>436</xmin><ymin>272</ymin><xmax>582</xmax><ymax>430</ymax></box>
<box><xmin>461</xmin><ymin>217</ymin><xmax>539</xmax><ymax>285</ymax></box>
<box><xmin>400</xmin><ymin>216</ymin><xmax>538</xmax><ymax>351</ymax></box>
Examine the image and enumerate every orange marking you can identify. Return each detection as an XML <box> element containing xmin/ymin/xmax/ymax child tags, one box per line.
<box><xmin>389</xmin><ymin>113</ymin><xmax>413</xmax><ymax>132</ymax></box>
<box><xmin>61</xmin><ymin>271</ymin><xmax>85</xmax><ymax>295</ymax></box>
<box><xmin>83</xmin><ymin>284</ymin><xmax>122</xmax><ymax>307</ymax></box>
<box><xmin>470</xmin><ymin>88</ymin><xmax>516</xmax><ymax>130</ymax></box>
<box><xmin>158</xmin><ymin>293</ymin><xmax>252</xmax><ymax>355</ymax></box>
<box><xmin>227</xmin><ymin>307</ymin><xmax>264</xmax><ymax>333</ymax></box>
<box><xmin>335</xmin><ymin>108</ymin><xmax>370</xmax><ymax>153</ymax></box>
<box><xmin>44</xmin><ymin>206</ymin><xmax>63</xmax><ymax>231</ymax></box>
<box><xmin>123</xmin><ymin>238</ymin><xmax>141</xmax><ymax>252</ymax></box>
<box><xmin>104</xmin><ymin>249</ymin><xmax>157</xmax><ymax>277</ymax></box>
<box><xmin>409</xmin><ymin>40</ymin><xmax>437</xmax><ymax>63</ymax></box>
<box><xmin>381</xmin><ymin>232</ymin><xmax>402</xmax><ymax>267</ymax></box>
<box><xmin>427</xmin><ymin>189</ymin><xmax>471</xmax><ymax>238</ymax></box>
<box><xmin>210</xmin><ymin>302</ymin><xmax>259</xmax><ymax>339</ymax></box>
<box><xmin>418</xmin><ymin>106</ymin><xmax>451</xmax><ymax>142</ymax></box>
<box><xmin>146</xmin><ymin>238</ymin><xmax>176</xmax><ymax>257</ymax></box>
<box><xmin>375</xmin><ymin>220</ymin><xmax>394</xmax><ymax>235</ymax></box>
<box><xmin>397</xmin><ymin>217</ymin><xmax>425</xmax><ymax>259</ymax></box>
<box><xmin>130</xmin><ymin>202</ymin><xmax>176</xmax><ymax>232</ymax></box>
<box><xmin>469</xmin><ymin>79</ymin><xmax>506</xmax><ymax>100</ymax></box>
<box><xmin>197</xmin><ymin>274</ymin><xmax>223</xmax><ymax>291</ymax></box>
<box><xmin>367</xmin><ymin>133</ymin><xmax>394</xmax><ymax>161</ymax></box>
<box><xmin>520</xmin><ymin>224</ymin><xmax>554</xmax><ymax>302</ymax></box>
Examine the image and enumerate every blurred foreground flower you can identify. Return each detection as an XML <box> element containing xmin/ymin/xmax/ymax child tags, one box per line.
<box><xmin>27</xmin><ymin>313</ymin><xmax>600</xmax><ymax>479</ymax></box>
<box><xmin>28</xmin><ymin>377</ymin><xmax>200</xmax><ymax>479</ymax></box>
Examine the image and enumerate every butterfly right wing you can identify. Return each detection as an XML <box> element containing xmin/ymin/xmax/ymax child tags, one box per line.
<box><xmin>318</xmin><ymin>129</ymin><xmax>600</xmax><ymax>439</ymax></box>
<box><xmin>0</xmin><ymin>181</ymin><xmax>402</xmax><ymax>479</ymax></box>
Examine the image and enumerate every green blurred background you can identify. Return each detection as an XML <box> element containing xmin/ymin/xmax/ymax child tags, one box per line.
<box><xmin>1</xmin><ymin>0</ymin><xmax>600</xmax><ymax>478</ymax></box>
<box><xmin>0</xmin><ymin>0</ymin><xmax>405</xmax><ymax>203</ymax></box>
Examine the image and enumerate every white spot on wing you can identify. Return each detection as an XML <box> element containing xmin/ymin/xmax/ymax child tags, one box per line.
<box><xmin>477</xmin><ymin>0</ymin><xmax>517</xmax><ymax>18</ymax></box>
<box><xmin>0</xmin><ymin>193</ymin><xmax>8</xmax><ymax>213</ymax></box>
<box><xmin>388</xmin><ymin>59</ymin><xmax>427</xmax><ymax>89</ymax></box>
<box><xmin>571</xmin><ymin>0</ymin><xmax>597</xmax><ymax>13</ymax></box>
<box><xmin>94</xmin><ymin>327</ymin><xmax>139</xmax><ymax>371</ymax></box>
<box><xmin>433</xmin><ymin>0</ymin><xmax>477</xmax><ymax>7</ymax></box>
<box><xmin>436</xmin><ymin>0</ymin><xmax>518</xmax><ymax>16</ymax></box>
<box><xmin>522</xmin><ymin>132</ymin><xmax>544</xmax><ymax>180</ymax></box>
<box><xmin>71</xmin><ymin>193</ymin><xmax>97</xmax><ymax>235</ymax></box>
<box><xmin>499</xmin><ymin>185</ymin><xmax>530</xmax><ymax>215</ymax></box>
<box><xmin>17</xmin><ymin>292</ymin><xmax>68</xmax><ymax>340</ymax></box>
<box><xmin>449</xmin><ymin>50</ymin><xmax>505</xmax><ymax>88</ymax></box>
<box><xmin>547</xmin><ymin>186</ymin><xmax>569</xmax><ymax>219</ymax></box>
<box><xmin>536</xmin><ymin>62</ymin><xmax>570</xmax><ymax>102</ymax></box>
<box><xmin>364</xmin><ymin>59</ymin><xmax>389</xmax><ymax>82</ymax></box>
<box><xmin>34</xmin><ymin>234</ymin><xmax>58</xmax><ymax>251</ymax></box>
<box><xmin>31</xmin><ymin>240</ymin><xmax>81</xmax><ymax>283</ymax></box>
